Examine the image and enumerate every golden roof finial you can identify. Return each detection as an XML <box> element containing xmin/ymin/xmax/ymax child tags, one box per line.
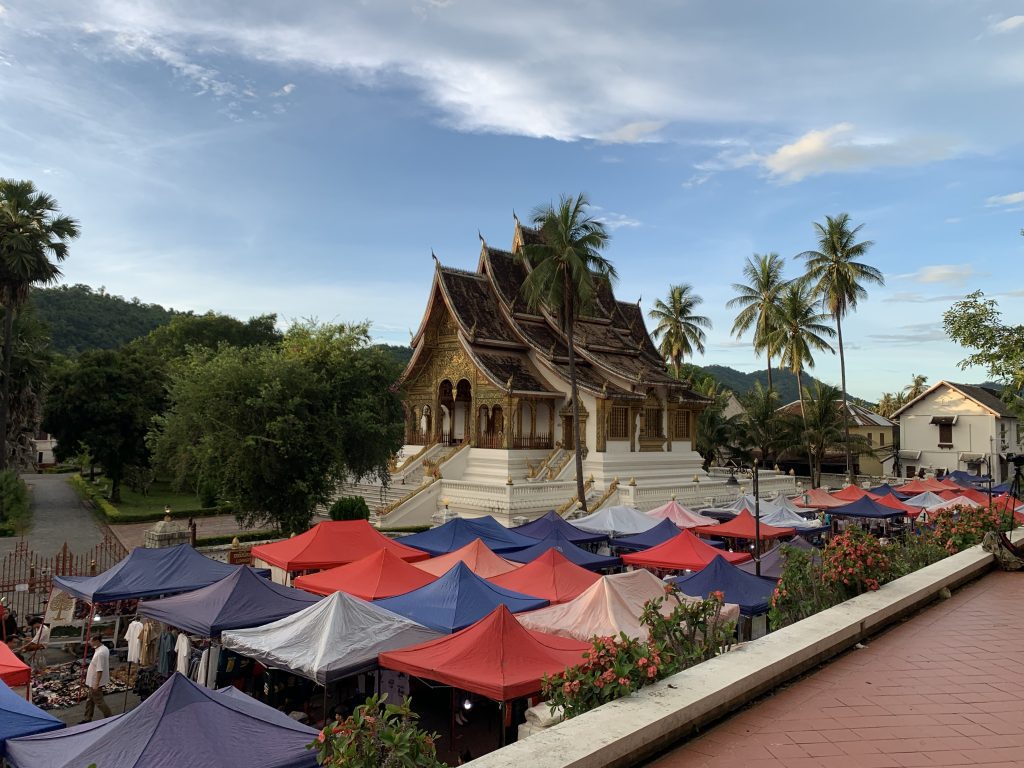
<box><xmin>431</xmin><ymin>250</ymin><xmax>439</xmax><ymax>265</ymax></box>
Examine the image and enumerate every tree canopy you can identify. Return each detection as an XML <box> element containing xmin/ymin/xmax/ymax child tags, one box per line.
<box><xmin>131</xmin><ymin>311</ymin><xmax>281</xmax><ymax>359</ymax></box>
<box><xmin>943</xmin><ymin>291</ymin><xmax>1024</xmax><ymax>398</ymax></box>
<box><xmin>150</xmin><ymin>322</ymin><xmax>404</xmax><ymax>533</ymax></box>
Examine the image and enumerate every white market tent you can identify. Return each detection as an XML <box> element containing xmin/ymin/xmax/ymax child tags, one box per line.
<box><xmin>570</xmin><ymin>505</ymin><xmax>659</xmax><ymax>537</ymax></box>
<box><xmin>220</xmin><ymin>591</ymin><xmax>442</xmax><ymax>684</ymax></box>
<box><xmin>903</xmin><ymin>491</ymin><xmax>947</xmax><ymax>508</ymax></box>
<box><xmin>758</xmin><ymin>506</ymin><xmax>824</xmax><ymax>531</ymax></box>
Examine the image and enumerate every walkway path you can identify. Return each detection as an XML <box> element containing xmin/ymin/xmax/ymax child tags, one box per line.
<box><xmin>0</xmin><ymin>475</ymin><xmax>106</xmax><ymax>558</ymax></box>
<box><xmin>110</xmin><ymin>514</ymin><xmax>260</xmax><ymax>550</ymax></box>
<box><xmin>649</xmin><ymin>571</ymin><xmax>1024</xmax><ymax>768</ymax></box>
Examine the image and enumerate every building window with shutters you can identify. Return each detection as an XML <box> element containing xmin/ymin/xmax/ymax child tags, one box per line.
<box><xmin>938</xmin><ymin>423</ymin><xmax>953</xmax><ymax>446</ymax></box>
<box><xmin>880</xmin><ymin>432</ymin><xmax>885</xmax><ymax>447</ymax></box>
<box><xmin>674</xmin><ymin>410</ymin><xmax>690</xmax><ymax>440</ymax></box>
<box><xmin>608</xmin><ymin>405</ymin><xmax>630</xmax><ymax>440</ymax></box>
<box><xmin>867</xmin><ymin>432</ymin><xmax>873</xmax><ymax>446</ymax></box>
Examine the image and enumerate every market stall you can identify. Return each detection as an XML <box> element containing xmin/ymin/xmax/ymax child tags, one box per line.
<box><xmin>610</xmin><ymin>519</ymin><xmax>689</xmax><ymax>551</ymax></box>
<box><xmin>830</xmin><ymin>485</ymin><xmax>881</xmax><ymax>502</ymax></box>
<box><xmin>644</xmin><ymin>499</ymin><xmax>719</xmax><ymax>528</ymax></box>
<box><xmin>0</xmin><ymin>643</ymin><xmax>29</xmax><ymax>688</ymax></box>
<box><xmin>738</xmin><ymin>537</ymin><xmax>818</xmax><ymax>580</ymax></box>
<box><xmin>0</xmin><ymin>680</ymin><xmax>63</xmax><ymax>756</ymax></box>
<box><xmin>673</xmin><ymin>555</ymin><xmax>777</xmax><ymax>616</ymax></box>
<box><xmin>570</xmin><ymin>505</ymin><xmax>659</xmax><ymax>538</ymax></box>
<box><xmin>488</xmin><ymin>550</ymin><xmax>600</xmax><ymax>605</ymax></box>
<box><xmin>412</xmin><ymin>539</ymin><xmax>520</xmax><ymax>578</ymax></box>
<box><xmin>292</xmin><ymin>549</ymin><xmax>437</xmax><ymax>600</ymax></box>
<box><xmin>620</xmin><ymin>530</ymin><xmax>752</xmax><ymax>572</ymax></box>
<box><xmin>511</xmin><ymin>511</ymin><xmax>608</xmax><ymax>545</ymax></box>
<box><xmin>693</xmin><ymin>509</ymin><xmax>795</xmax><ymax>542</ymax></box>
<box><xmin>501</xmin><ymin>530</ymin><xmax>621</xmax><ymax>570</ymax></box>
<box><xmin>399</xmin><ymin>516</ymin><xmax>537</xmax><ymax>556</ymax></box>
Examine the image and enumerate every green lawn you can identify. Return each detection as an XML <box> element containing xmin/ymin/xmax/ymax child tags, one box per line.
<box><xmin>73</xmin><ymin>475</ymin><xmax>229</xmax><ymax>523</ymax></box>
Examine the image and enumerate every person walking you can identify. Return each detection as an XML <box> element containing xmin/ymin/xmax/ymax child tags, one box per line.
<box><xmin>82</xmin><ymin>635</ymin><xmax>112</xmax><ymax>722</ymax></box>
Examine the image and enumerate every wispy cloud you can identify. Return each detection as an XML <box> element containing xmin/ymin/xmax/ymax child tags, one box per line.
<box><xmin>868</xmin><ymin>322</ymin><xmax>947</xmax><ymax>345</ymax></box>
<box><xmin>593</xmin><ymin>209</ymin><xmax>641</xmax><ymax>230</ymax></box>
<box><xmin>272</xmin><ymin>83</ymin><xmax>296</xmax><ymax>96</ymax></box>
<box><xmin>990</xmin><ymin>16</ymin><xmax>1024</xmax><ymax>34</ymax></box>
<box><xmin>985</xmin><ymin>191</ymin><xmax>1024</xmax><ymax>206</ymax></box>
<box><xmin>881</xmin><ymin>291</ymin><xmax>966</xmax><ymax>304</ymax></box>
<box><xmin>890</xmin><ymin>264</ymin><xmax>980</xmax><ymax>284</ymax></box>
<box><xmin>596</xmin><ymin>121</ymin><xmax>665</xmax><ymax>144</ymax></box>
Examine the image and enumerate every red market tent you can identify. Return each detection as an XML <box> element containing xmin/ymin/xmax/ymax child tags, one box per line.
<box><xmin>413</xmin><ymin>539</ymin><xmax>519</xmax><ymax>579</ymax></box>
<box><xmin>792</xmin><ymin>488</ymin><xmax>851</xmax><ymax>509</ymax></box>
<box><xmin>875</xmin><ymin>493</ymin><xmax>921</xmax><ymax>517</ymax></box>
<box><xmin>831</xmin><ymin>485</ymin><xmax>881</xmax><ymax>502</ymax></box>
<box><xmin>895</xmin><ymin>478</ymin><xmax>949</xmax><ymax>494</ymax></box>
<box><xmin>488</xmin><ymin>550</ymin><xmax>600</xmax><ymax>605</ymax></box>
<box><xmin>621</xmin><ymin>530</ymin><xmax>751</xmax><ymax>572</ymax></box>
<box><xmin>251</xmin><ymin>521</ymin><xmax>429</xmax><ymax>572</ymax></box>
<box><xmin>937</xmin><ymin>487</ymin><xmax>991</xmax><ymax>505</ymax></box>
<box><xmin>378</xmin><ymin>605</ymin><xmax>588</xmax><ymax>701</ymax></box>
<box><xmin>0</xmin><ymin>644</ymin><xmax>29</xmax><ymax>688</ymax></box>
<box><xmin>645</xmin><ymin>499</ymin><xmax>719</xmax><ymax>529</ymax></box>
<box><xmin>693</xmin><ymin>509</ymin><xmax>795</xmax><ymax>541</ymax></box>
<box><xmin>292</xmin><ymin>549</ymin><xmax>437</xmax><ymax>600</ymax></box>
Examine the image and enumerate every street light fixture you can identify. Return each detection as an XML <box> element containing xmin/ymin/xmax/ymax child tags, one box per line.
<box><xmin>753</xmin><ymin>458</ymin><xmax>762</xmax><ymax>577</ymax></box>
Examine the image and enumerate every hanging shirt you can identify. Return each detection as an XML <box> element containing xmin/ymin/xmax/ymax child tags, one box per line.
<box><xmin>175</xmin><ymin>633</ymin><xmax>192</xmax><ymax>675</ymax></box>
<box><xmin>196</xmin><ymin>648</ymin><xmax>210</xmax><ymax>686</ymax></box>
<box><xmin>86</xmin><ymin>644</ymin><xmax>110</xmax><ymax>688</ymax></box>
<box><xmin>125</xmin><ymin>620</ymin><xmax>144</xmax><ymax>664</ymax></box>
<box><xmin>158</xmin><ymin>632</ymin><xmax>175</xmax><ymax>675</ymax></box>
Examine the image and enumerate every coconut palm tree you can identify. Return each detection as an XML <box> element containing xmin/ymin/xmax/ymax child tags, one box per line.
<box><xmin>767</xmin><ymin>282</ymin><xmax>836</xmax><ymax>484</ymax></box>
<box><xmin>797</xmin><ymin>213</ymin><xmax>883</xmax><ymax>482</ymax></box>
<box><xmin>735</xmin><ymin>382</ymin><xmax>785</xmax><ymax>465</ymax></box>
<box><xmin>876</xmin><ymin>392</ymin><xmax>898</xmax><ymax>418</ymax></box>
<box><xmin>728</xmin><ymin>253</ymin><xmax>788</xmax><ymax>392</ymax></box>
<box><xmin>0</xmin><ymin>179</ymin><xmax>79</xmax><ymax>469</ymax></box>
<box><xmin>648</xmin><ymin>284</ymin><xmax>711</xmax><ymax>379</ymax></box>
<box><xmin>904</xmin><ymin>374</ymin><xmax>928</xmax><ymax>401</ymax></box>
<box><xmin>799</xmin><ymin>381</ymin><xmax>872</xmax><ymax>487</ymax></box>
<box><xmin>520</xmin><ymin>193</ymin><xmax>615</xmax><ymax>512</ymax></box>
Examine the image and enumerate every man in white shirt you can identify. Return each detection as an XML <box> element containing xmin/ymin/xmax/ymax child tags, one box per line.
<box><xmin>18</xmin><ymin>618</ymin><xmax>50</xmax><ymax>672</ymax></box>
<box><xmin>82</xmin><ymin>635</ymin><xmax>112</xmax><ymax>722</ymax></box>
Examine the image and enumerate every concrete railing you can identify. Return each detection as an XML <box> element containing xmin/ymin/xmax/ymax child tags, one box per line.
<box><xmin>467</xmin><ymin>530</ymin><xmax>1019</xmax><ymax>768</ymax></box>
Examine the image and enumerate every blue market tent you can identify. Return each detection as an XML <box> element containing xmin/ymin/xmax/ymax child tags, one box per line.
<box><xmin>400</xmin><ymin>516</ymin><xmax>537</xmax><ymax>556</ymax></box>
<box><xmin>5</xmin><ymin>673</ymin><xmax>317</xmax><ymax>768</ymax></box>
<box><xmin>503</xmin><ymin>530</ymin><xmax>621</xmax><ymax>570</ymax></box>
<box><xmin>947</xmin><ymin>470</ymin><xmax>990</xmax><ymax>487</ymax></box>
<box><xmin>869</xmin><ymin>484</ymin><xmax>910</xmax><ymax>500</ymax></box>
<box><xmin>829</xmin><ymin>496</ymin><xmax>909</xmax><ymax>519</ymax></box>
<box><xmin>138</xmin><ymin>566</ymin><xmax>321</xmax><ymax>637</ymax></box>
<box><xmin>52</xmin><ymin>544</ymin><xmax>270</xmax><ymax>603</ymax></box>
<box><xmin>512</xmin><ymin>511</ymin><xmax>607</xmax><ymax>545</ymax></box>
<box><xmin>738</xmin><ymin>537</ymin><xmax>818</xmax><ymax>580</ymax></box>
<box><xmin>375</xmin><ymin>562</ymin><xmax>547</xmax><ymax>633</ymax></box>
<box><xmin>673</xmin><ymin>554</ymin><xmax>777</xmax><ymax>615</ymax></box>
<box><xmin>990</xmin><ymin>481</ymin><xmax>1011</xmax><ymax>494</ymax></box>
<box><xmin>0</xmin><ymin>680</ymin><xmax>63</xmax><ymax>756</ymax></box>
<box><xmin>610</xmin><ymin>519</ymin><xmax>688</xmax><ymax>551</ymax></box>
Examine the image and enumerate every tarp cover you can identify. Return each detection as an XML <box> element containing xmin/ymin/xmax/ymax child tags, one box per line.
<box><xmin>399</xmin><ymin>516</ymin><xmax>537</xmax><ymax>556</ymax></box>
<box><xmin>869</xmin><ymin>484</ymin><xmax>909</xmax><ymax>500</ymax></box>
<box><xmin>512</xmin><ymin>511</ymin><xmax>607</xmax><ymax>544</ymax></box>
<box><xmin>792</xmin><ymin>488</ymin><xmax>851</xmax><ymax>510</ymax></box>
<box><xmin>927</xmin><ymin>495</ymin><xmax>983</xmax><ymax>512</ymax></box>
<box><xmin>412</xmin><ymin>539</ymin><xmax>520</xmax><ymax>578</ymax></box>
<box><xmin>610</xmin><ymin>519</ymin><xmax>686</xmax><ymax>551</ymax></box>
<box><xmin>830</xmin><ymin>485</ymin><xmax>881</xmax><ymax>502</ymax></box>
<box><xmin>673</xmin><ymin>555</ymin><xmax>778</xmax><ymax>615</ymax></box>
<box><xmin>502</xmin><ymin>530</ymin><xmax>622</xmax><ymax>570</ymax></box>
<box><xmin>138</xmin><ymin>567</ymin><xmax>321</xmax><ymax>637</ymax></box>
<box><xmin>0</xmin><ymin>643</ymin><xmax>29</xmax><ymax>688</ymax></box>
<box><xmin>4</xmin><ymin>673</ymin><xmax>317</xmax><ymax>768</ymax></box>
<box><xmin>874</xmin><ymin>493</ymin><xmax>921</xmax><ymax>517</ymax></box>
<box><xmin>221</xmin><ymin>591</ymin><xmax>442</xmax><ymax>684</ymax></box>
<box><xmin>738</xmin><ymin>537</ymin><xmax>818</xmax><ymax>580</ymax></box>
<box><xmin>375</xmin><ymin>562</ymin><xmax>548</xmax><ymax>633</ymax></box>
<box><xmin>902</xmin><ymin>491</ymin><xmax>947</xmax><ymax>508</ymax></box>
<box><xmin>51</xmin><ymin>544</ymin><xmax>268</xmax><ymax>603</ymax></box>
<box><xmin>570</xmin><ymin>505</ymin><xmax>659</xmax><ymax>537</ymax></box>
<box><xmin>895</xmin><ymin>478</ymin><xmax>951</xmax><ymax>494</ymax></box>
<box><xmin>250</xmin><ymin>520</ymin><xmax>429</xmax><ymax>571</ymax></box>
<box><xmin>758</xmin><ymin>507</ymin><xmax>827</xmax><ymax>532</ymax></box>
<box><xmin>693</xmin><ymin>509</ymin><xmax>795</xmax><ymax>540</ymax></box>
<box><xmin>829</xmin><ymin>496</ymin><xmax>909</xmax><ymax>519</ymax></box>
<box><xmin>292</xmin><ymin>549</ymin><xmax>437</xmax><ymax>600</ymax></box>
<box><xmin>937</xmin><ymin>488</ymin><xmax>990</xmax><ymax>505</ymax></box>
<box><xmin>946</xmin><ymin>470</ymin><xmax>990</xmax><ymax>487</ymax></box>
<box><xmin>488</xmin><ymin>550</ymin><xmax>600</xmax><ymax>605</ymax></box>
<box><xmin>644</xmin><ymin>500</ymin><xmax>719</xmax><ymax>529</ymax></box>
<box><xmin>378</xmin><ymin>606</ymin><xmax>589</xmax><ymax>701</ymax></box>
<box><xmin>621</xmin><ymin>530</ymin><xmax>752</xmax><ymax>571</ymax></box>
<box><xmin>517</xmin><ymin>569</ymin><xmax>741</xmax><ymax>641</ymax></box>
<box><xmin>0</xmin><ymin>680</ymin><xmax>61</xmax><ymax>753</ymax></box>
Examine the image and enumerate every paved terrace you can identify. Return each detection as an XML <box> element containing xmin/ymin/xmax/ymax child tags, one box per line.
<box><xmin>649</xmin><ymin>571</ymin><xmax>1024</xmax><ymax>768</ymax></box>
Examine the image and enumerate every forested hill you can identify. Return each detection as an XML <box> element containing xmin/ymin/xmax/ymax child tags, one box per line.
<box><xmin>30</xmin><ymin>284</ymin><xmax>179</xmax><ymax>356</ymax></box>
<box><xmin>697</xmin><ymin>364</ymin><xmax>873</xmax><ymax>406</ymax></box>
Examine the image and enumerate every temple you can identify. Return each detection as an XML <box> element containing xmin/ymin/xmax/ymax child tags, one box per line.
<box><xmin>357</xmin><ymin>217</ymin><xmax>796</xmax><ymax>528</ymax></box>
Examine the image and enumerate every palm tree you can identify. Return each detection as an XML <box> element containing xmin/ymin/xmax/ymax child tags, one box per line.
<box><xmin>797</xmin><ymin>213</ymin><xmax>883</xmax><ymax>482</ymax></box>
<box><xmin>767</xmin><ymin>282</ymin><xmax>836</xmax><ymax>484</ymax></box>
<box><xmin>904</xmin><ymin>374</ymin><xmax>928</xmax><ymax>401</ymax></box>
<box><xmin>692</xmin><ymin>379</ymin><xmax>738</xmax><ymax>471</ymax></box>
<box><xmin>799</xmin><ymin>381</ymin><xmax>872</xmax><ymax>487</ymax></box>
<box><xmin>648</xmin><ymin>284</ymin><xmax>711</xmax><ymax>379</ymax></box>
<box><xmin>876</xmin><ymin>392</ymin><xmax>897</xmax><ymax>418</ymax></box>
<box><xmin>728</xmin><ymin>253</ymin><xmax>788</xmax><ymax>392</ymax></box>
<box><xmin>520</xmin><ymin>193</ymin><xmax>615</xmax><ymax>512</ymax></box>
<box><xmin>0</xmin><ymin>179</ymin><xmax>79</xmax><ymax>469</ymax></box>
<box><xmin>735</xmin><ymin>382</ymin><xmax>784</xmax><ymax>465</ymax></box>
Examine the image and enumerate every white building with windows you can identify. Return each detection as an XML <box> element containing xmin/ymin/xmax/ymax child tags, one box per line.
<box><xmin>891</xmin><ymin>381</ymin><xmax>1021</xmax><ymax>483</ymax></box>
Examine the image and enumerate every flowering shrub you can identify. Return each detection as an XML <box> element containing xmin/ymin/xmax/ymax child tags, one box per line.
<box><xmin>542</xmin><ymin>586</ymin><xmax>732</xmax><ymax>719</ymax></box>
<box><xmin>930</xmin><ymin>504</ymin><xmax>1014</xmax><ymax>554</ymax></box>
<box><xmin>310</xmin><ymin>695</ymin><xmax>445</xmax><ymax>768</ymax></box>
<box><xmin>768</xmin><ymin>546</ymin><xmax>837</xmax><ymax>630</ymax></box>
<box><xmin>821</xmin><ymin>526</ymin><xmax>892</xmax><ymax>597</ymax></box>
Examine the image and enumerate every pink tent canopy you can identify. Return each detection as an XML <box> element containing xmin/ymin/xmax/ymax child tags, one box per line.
<box><xmin>792</xmin><ymin>488</ymin><xmax>850</xmax><ymax>509</ymax></box>
<box><xmin>831</xmin><ymin>485</ymin><xmax>881</xmax><ymax>502</ymax></box>
<box><xmin>693</xmin><ymin>509</ymin><xmax>795</xmax><ymax>541</ymax></box>
<box><xmin>292</xmin><ymin>549</ymin><xmax>437</xmax><ymax>600</ymax></box>
<box><xmin>645</xmin><ymin>499</ymin><xmax>719</xmax><ymax>529</ymax></box>
<box><xmin>621</xmin><ymin>530</ymin><xmax>752</xmax><ymax>572</ymax></box>
<box><xmin>413</xmin><ymin>539</ymin><xmax>520</xmax><ymax>578</ymax></box>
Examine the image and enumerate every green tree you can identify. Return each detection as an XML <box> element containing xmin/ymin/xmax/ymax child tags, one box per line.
<box><xmin>734</xmin><ymin>382</ymin><xmax>786</xmax><ymax>464</ymax></box>
<box><xmin>693</xmin><ymin>379</ymin><xmax>738</xmax><ymax>470</ymax></box>
<box><xmin>648</xmin><ymin>283</ymin><xmax>711</xmax><ymax>379</ymax></box>
<box><xmin>797</xmin><ymin>213</ymin><xmax>883</xmax><ymax>481</ymax></box>
<box><xmin>876</xmin><ymin>392</ymin><xmax>898</xmax><ymax>418</ymax></box>
<box><xmin>0</xmin><ymin>179</ymin><xmax>79</xmax><ymax>468</ymax></box>
<box><xmin>727</xmin><ymin>253</ymin><xmax>788</xmax><ymax>392</ymax></box>
<box><xmin>903</xmin><ymin>374</ymin><xmax>928</xmax><ymax>401</ymax></box>
<box><xmin>151</xmin><ymin>322</ymin><xmax>404</xmax><ymax>533</ymax></box>
<box><xmin>4</xmin><ymin>305</ymin><xmax>53</xmax><ymax>469</ymax></box>
<box><xmin>520</xmin><ymin>194</ymin><xmax>616</xmax><ymax>513</ymax></box>
<box><xmin>43</xmin><ymin>348</ymin><xmax>166</xmax><ymax>502</ymax></box>
<box><xmin>132</xmin><ymin>311</ymin><xmax>281</xmax><ymax>360</ymax></box>
<box><xmin>943</xmin><ymin>291</ymin><xmax>1024</xmax><ymax>398</ymax></box>
<box><xmin>795</xmin><ymin>381</ymin><xmax>871</xmax><ymax>487</ymax></box>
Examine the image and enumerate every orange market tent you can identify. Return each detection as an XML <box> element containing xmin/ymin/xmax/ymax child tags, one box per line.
<box><xmin>488</xmin><ymin>550</ymin><xmax>600</xmax><ymax>605</ymax></box>
<box><xmin>0</xmin><ymin>644</ymin><xmax>29</xmax><ymax>688</ymax></box>
<box><xmin>830</xmin><ymin>485</ymin><xmax>881</xmax><ymax>502</ymax></box>
<box><xmin>792</xmin><ymin>488</ymin><xmax>851</xmax><ymax>509</ymax></box>
<box><xmin>621</xmin><ymin>530</ymin><xmax>752</xmax><ymax>572</ymax></box>
<box><xmin>895</xmin><ymin>478</ymin><xmax>950</xmax><ymax>494</ymax></box>
<box><xmin>875</xmin><ymin>493</ymin><xmax>921</xmax><ymax>517</ymax></box>
<box><xmin>516</xmin><ymin>569</ymin><xmax>740</xmax><ymax>641</ymax></box>
<box><xmin>645</xmin><ymin>499</ymin><xmax>719</xmax><ymax>529</ymax></box>
<box><xmin>250</xmin><ymin>521</ymin><xmax>429</xmax><ymax>573</ymax></box>
<box><xmin>378</xmin><ymin>605</ymin><xmax>588</xmax><ymax>701</ymax></box>
<box><xmin>292</xmin><ymin>549</ymin><xmax>438</xmax><ymax>600</ymax></box>
<box><xmin>693</xmin><ymin>509</ymin><xmax>795</xmax><ymax>541</ymax></box>
<box><xmin>412</xmin><ymin>539</ymin><xmax>520</xmax><ymax>579</ymax></box>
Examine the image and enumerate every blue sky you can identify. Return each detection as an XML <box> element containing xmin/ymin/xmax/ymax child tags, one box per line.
<box><xmin>1</xmin><ymin>1</ymin><xmax>1021</xmax><ymax>400</ymax></box>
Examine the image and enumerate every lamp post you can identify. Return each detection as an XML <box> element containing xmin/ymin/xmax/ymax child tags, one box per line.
<box><xmin>753</xmin><ymin>458</ymin><xmax>761</xmax><ymax>577</ymax></box>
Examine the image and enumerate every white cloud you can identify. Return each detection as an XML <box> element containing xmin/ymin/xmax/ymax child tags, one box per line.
<box><xmin>593</xmin><ymin>209</ymin><xmax>641</xmax><ymax>230</ymax></box>
<box><xmin>596</xmin><ymin>121</ymin><xmax>665</xmax><ymax>144</ymax></box>
<box><xmin>991</xmin><ymin>16</ymin><xmax>1024</xmax><ymax>34</ymax></box>
<box><xmin>272</xmin><ymin>82</ymin><xmax>295</xmax><ymax>96</ymax></box>
<box><xmin>905</xmin><ymin>264</ymin><xmax>976</xmax><ymax>284</ymax></box>
<box><xmin>944</xmin><ymin>217</ymin><xmax>960</xmax><ymax>224</ymax></box>
<box><xmin>985</xmin><ymin>191</ymin><xmax>1024</xmax><ymax>206</ymax></box>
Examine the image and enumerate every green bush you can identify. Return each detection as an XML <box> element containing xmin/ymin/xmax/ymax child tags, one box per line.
<box><xmin>0</xmin><ymin>471</ymin><xmax>30</xmax><ymax>533</ymax></box>
<box><xmin>69</xmin><ymin>474</ymin><xmax>230</xmax><ymax>523</ymax></box>
<box><xmin>328</xmin><ymin>496</ymin><xmax>370</xmax><ymax>521</ymax></box>
<box><xmin>195</xmin><ymin>530</ymin><xmax>278</xmax><ymax>547</ymax></box>
<box><xmin>199</xmin><ymin>480</ymin><xmax>218</xmax><ymax>509</ymax></box>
